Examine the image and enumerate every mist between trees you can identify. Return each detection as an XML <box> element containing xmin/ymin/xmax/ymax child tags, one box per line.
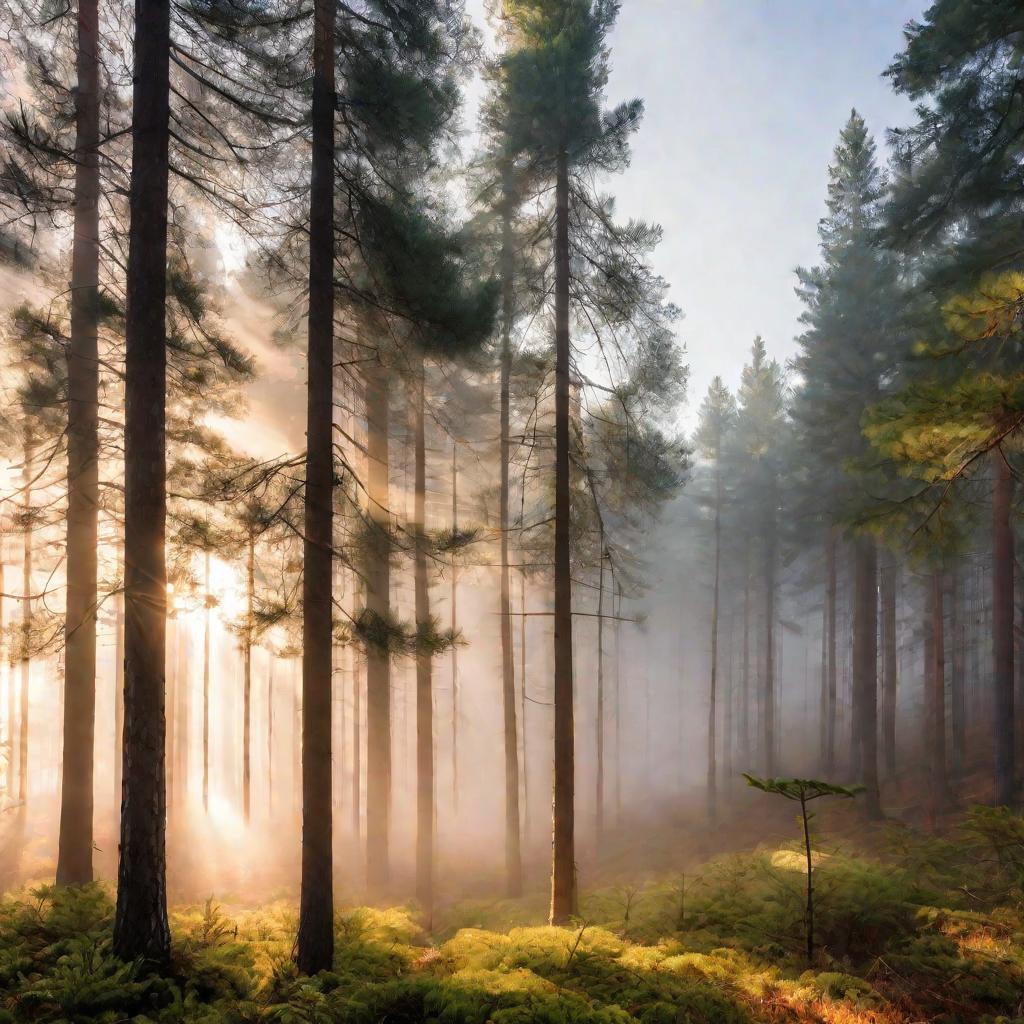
<box><xmin>0</xmin><ymin>0</ymin><xmax>1020</xmax><ymax>983</ymax></box>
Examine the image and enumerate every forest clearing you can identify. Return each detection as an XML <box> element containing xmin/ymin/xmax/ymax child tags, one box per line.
<box><xmin>0</xmin><ymin>0</ymin><xmax>1023</xmax><ymax>1020</ymax></box>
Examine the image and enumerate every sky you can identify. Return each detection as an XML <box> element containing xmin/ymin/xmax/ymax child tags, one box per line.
<box><xmin>464</xmin><ymin>0</ymin><xmax>925</xmax><ymax>428</ymax></box>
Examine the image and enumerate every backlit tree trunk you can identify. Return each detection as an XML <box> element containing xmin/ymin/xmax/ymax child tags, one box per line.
<box><xmin>550</xmin><ymin>144</ymin><xmax>575</xmax><ymax>925</ymax></box>
<box><xmin>296</xmin><ymin>0</ymin><xmax>336</xmax><ymax>974</ymax></box>
<box><xmin>852</xmin><ymin>537</ymin><xmax>881</xmax><ymax>818</ymax></box>
<box><xmin>992</xmin><ymin>451</ymin><xmax>1015</xmax><ymax>806</ymax></box>
<box><xmin>56</xmin><ymin>0</ymin><xmax>100</xmax><ymax>886</ymax></box>
<box><xmin>499</xmin><ymin>180</ymin><xmax>522</xmax><ymax>897</ymax></box>
<box><xmin>113</xmin><ymin>0</ymin><xmax>171</xmax><ymax>963</ymax></box>
<box><xmin>880</xmin><ymin>559</ymin><xmax>898</xmax><ymax>779</ymax></box>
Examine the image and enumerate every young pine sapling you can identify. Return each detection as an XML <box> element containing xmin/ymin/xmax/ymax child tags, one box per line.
<box><xmin>743</xmin><ymin>774</ymin><xmax>863</xmax><ymax>965</ymax></box>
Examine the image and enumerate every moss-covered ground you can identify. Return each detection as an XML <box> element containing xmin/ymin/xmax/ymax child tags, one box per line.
<box><xmin>1</xmin><ymin>807</ymin><xmax>1022</xmax><ymax>1023</ymax></box>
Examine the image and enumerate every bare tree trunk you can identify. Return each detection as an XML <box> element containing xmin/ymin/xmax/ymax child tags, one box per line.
<box><xmin>927</xmin><ymin>571</ymin><xmax>949</xmax><ymax>823</ymax></box>
<box><xmin>520</xmin><ymin>568</ymin><xmax>528</xmax><ymax>839</ymax></box>
<box><xmin>113</xmin><ymin>0</ymin><xmax>171</xmax><ymax>962</ymax></box>
<box><xmin>113</xmin><ymin>555</ymin><xmax>124</xmax><ymax>815</ymax></box>
<box><xmin>412</xmin><ymin>364</ymin><xmax>434</xmax><ymax>921</ymax></box>
<box><xmin>202</xmin><ymin>551</ymin><xmax>211</xmax><ymax>811</ymax></box>
<box><xmin>949</xmin><ymin>570</ymin><xmax>965</xmax><ymax>778</ymax></box>
<box><xmin>596</xmin><ymin>537</ymin><xmax>606</xmax><ymax>847</ymax></box>
<box><xmin>56</xmin><ymin>0</ymin><xmax>100</xmax><ymax>885</ymax></box>
<box><xmin>549</xmin><ymin>144</ymin><xmax>575</xmax><ymax>925</ymax></box>
<box><xmin>18</xmin><ymin>438</ymin><xmax>33</xmax><ymax>807</ymax></box>
<box><xmin>707</xmin><ymin>445</ymin><xmax>722</xmax><ymax>823</ymax></box>
<box><xmin>880</xmin><ymin>559</ymin><xmax>898</xmax><ymax>780</ymax></box>
<box><xmin>365</xmin><ymin>354</ymin><xmax>392</xmax><ymax>891</ymax></box>
<box><xmin>296</xmin><ymin>0</ymin><xmax>336</xmax><ymax>973</ymax></box>
<box><xmin>450</xmin><ymin>441</ymin><xmax>459</xmax><ymax>816</ymax></box>
<box><xmin>762</xmin><ymin>504</ymin><xmax>777</xmax><ymax>776</ymax></box>
<box><xmin>992</xmin><ymin>452</ymin><xmax>1015</xmax><ymax>805</ymax></box>
<box><xmin>741</xmin><ymin>541</ymin><xmax>751</xmax><ymax>763</ymax></box>
<box><xmin>243</xmin><ymin>532</ymin><xmax>255</xmax><ymax>822</ymax></box>
<box><xmin>853</xmin><ymin>537</ymin><xmax>881</xmax><ymax>818</ymax></box>
<box><xmin>824</xmin><ymin>528</ymin><xmax>837</xmax><ymax>773</ymax></box>
<box><xmin>267</xmin><ymin>654</ymin><xmax>274</xmax><ymax>814</ymax></box>
<box><xmin>498</xmin><ymin>179</ymin><xmax>523</xmax><ymax>896</ymax></box>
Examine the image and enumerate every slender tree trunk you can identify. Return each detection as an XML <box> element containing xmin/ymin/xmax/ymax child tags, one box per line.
<box><xmin>596</xmin><ymin>538</ymin><xmax>605</xmax><ymax>847</ymax></box>
<box><xmin>18</xmin><ymin>438</ymin><xmax>33</xmax><ymax>807</ymax></box>
<box><xmin>243</xmin><ymin>532</ymin><xmax>255</xmax><ymax>822</ymax></box>
<box><xmin>450</xmin><ymin>441</ymin><xmax>459</xmax><ymax>816</ymax></box>
<box><xmin>707</xmin><ymin>447</ymin><xmax>722</xmax><ymax>822</ymax></box>
<box><xmin>296</xmin><ymin>0</ymin><xmax>336</xmax><ymax>973</ymax></box>
<box><xmin>352</xmin><ymin>651</ymin><xmax>361</xmax><ymax>844</ymax></box>
<box><xmin>853</xmin><ymin>537</ymin><xmax>881</xmax><ymax>818</ymax></box>
<box><xmin>412</xmin><ymin>364</ymin><xmax>434</xmax><ymax>920</ymax></box>
<box><xmin>202</xmin><ymin>551</ymin><xmax>211</xmax><ymax>811</ymax></box>
<box><xmin>613</xmin><ymin>582</ymin><xmax>622</xmax><ymax>822</ymax></box>
<box><xmin>113</xmin><ymin>557</ymin><xmax>124</xmax><ymax>815</ymax></box>
<box><xmin>880</xmin><ymin>559</ymin><xmax>898</xmax><ymax>780</ymax></box>
<box><xmin>520</xmin><ymin>568</ymin><xmax>528</xmax><ymax>839</ymax></box>
<box><xmin>56</xmin><ymin>0</ymin><xmax>100</xmax><ymax>885</ymax></box>
<box><xmin>824</xmin><ymin>528</ymin><xmax>837</xmax><ymax>773</ymax></box>
<box><xmin>165</xmin><ymin>617</ymin><xmax>177</xmax><ymax>815</ymax></box>
<box><xmin>499</xmin><ymin>179</ymin><xmax>523</xmax><ymax>897</ymax></box>
<box><xmin>949</xmin><ymin>570</ymin><xmax>965</xmax><ymax>778</ymax></box>
<box><xmin>365</xmin><ymin>354</ymin><xmax>391</xmax><ymax>891</ymax></box>
<box><xmin>992</xmin><ymin>452</ymin><xmax>1015</xmax><ymax>805</ymax></box>
<box><xmin>550</xmin><ymin>145</ymin><xmax>575</xmax><ymax>924</ymax></box>
<box><xmin>927</xmin><ymin>571</ymin><xmax>948</xmax><ymax>823</ymax></box>
<box><xmin>737</xmin><ymin>545</ymin><xmax>750</xmax><ymax>768</ymax></box>
<box><xmin>762</xmin><ymin>502</ymin><xmax>777</xmax><ymax>776</ymax></box>
<box><xmin>113</xmin><ymin>0</ymin><xmax>171</xmax><ymax>962</ymax></box>
<box><xmin>267</xmin><ymin>655</ymin><xmax>274</xmax><ymax>814</ymax></box>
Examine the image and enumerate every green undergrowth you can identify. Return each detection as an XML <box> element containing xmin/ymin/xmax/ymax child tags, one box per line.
<box><xmin>1</xmin><ymin>807</ymin><xmax>1022</xmax><ymax>1023</ymax></box>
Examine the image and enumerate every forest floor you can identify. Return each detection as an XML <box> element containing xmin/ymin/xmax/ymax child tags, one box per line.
<box><xmin>1</xmin><ymin>805</ymin><xmax>1023</xmax><ymax>1024</ymax></box>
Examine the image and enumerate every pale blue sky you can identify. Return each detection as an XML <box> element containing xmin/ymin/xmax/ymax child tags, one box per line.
<box><xmin>465</xmin><ymin>0</ymin><xmax>924</xmax><ymax>424</ymax></box>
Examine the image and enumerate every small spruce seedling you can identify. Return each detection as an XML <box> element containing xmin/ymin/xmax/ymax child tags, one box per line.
<box><xmin>743</xmin><ymin>774</ymin><xmax>863</xmax><ymax>965</ymax></box>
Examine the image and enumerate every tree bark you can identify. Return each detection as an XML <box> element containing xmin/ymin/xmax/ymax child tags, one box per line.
<box><xmin>450</xmin><ymin>441</ymin><xmax>459</xmax><ymax>816</ymax></box>
<box><xmin>852</xmin><ymin>537</ymin><xmax>881</xmax><ymax>818</ymax></box>
<box><xmin>949</xmin><ymin>570</ymin><xmax>965</xmax><ymax>777</ymax></box>
<box><xmin>926</xmin><ymin>571</ymin><xmax>949</xmax><ymax>822</ymax></box>
<box><xmin>499</xmin><ymin>178</ymin><xmax>522</xmax><ymax>897</ymax></box>
<box><xmin>201</xmin><ymin>551</ymin><xmax>211</xmax><ymax>810</ymax></box>
<box><xmin>296</xmin><ymin>0</ymin><xmax>336</xmax><ymax>974</ymax></box>
<box><xmin>412</xmin><ymin>364</ymin><xmax>434</xmax><ymax>920</ymax></box>
<box><xmin>823</xmin><ymin>528</ymin><xmax>837</xmax><ymax>773</ymax></box>
<box><xmin>18</xmin><ymin>437</ymin><xmax>33</xmax><ymax>806</ymax></box>
<box><xmin>707</xmin><ymin>438</ymin><xmax>722</xmax><ymax>822</ymax></box>
<box><xmin>243</xmin><ymin>531</ymin><xmax>255</xmax><ymax>822</ymax></box>
<box><xmin>880</xmin><ymin>559</ymin><xmax>898</xmax><ymax>780</ymax></box>
<box><xmin>549</xmin><ymin>144</ymin><xmax>575</xmax><ymax>925</ymax></box>
<box><xmin>365</xmin><ymin>353</ymin><xmax>391</xmax><ymax>891</ymax></box>
<box><xmin>762</xmin><ymin>496</ymin><xmax>777</xmax><ymax>776</ymax></box>
<box><xmin>113</xmin><ymin>0</ymin><xmax>171</xmax><ymax>963</ymax></box>
<box><xmin>596</xmin><ymin>536</ymin><xmax>606</xmax><ymax>846</ymax></box>
<box><xmin>56</xmin><ymin>0</ymin><xmax>100</xmax><ymax>886</ymax></box>
<box><xmin>992</xmin><ymin>451</ymin><xmax>1015</xmax><ymax>805</ymax></box>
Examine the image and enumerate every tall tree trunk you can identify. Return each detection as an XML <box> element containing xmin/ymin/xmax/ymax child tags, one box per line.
<box><xmin>296</xmin><ymin>0</ymin><xmax>335</xmax><ymax>974</ymax></box>
<box><xmin>499</xmin><ymin>178</ymin><xmax>523</xmax><ymax>897</ymax></box>
<box><xmin>949</xmin><ymin>571</ymin><xmax>966</xmax><ymax>777</ymax></box>
<box><xmin>56</xmin><ymin>0</ymin><xmax>100</xmax><ymax>885</ymax></box>
<box><xmin>550</xmin><ymin>144</ymin><xmax>575</xmax><ymax>925</ymax></box>
<box><xmin>113</xmin><ymin>556</ymin><xmax>124</xmax><ymax>815</ymax></box>
<box><xmin>202</xmin><ymin>551</ymin><xmax>211</xmax><ymax>811</ymax></box>
<box><xmin>412</xmin><ymin>364</ymin><xmax>434</xmax><ymax>920</ymax></box>
<box><xmin>926</xmin><ymin>571</ymin><xmax>949</xmax><ymax>822</ymax></box>
<box><xmin>113</xmin><ymin>0</ymin><xmax>171</xmax><ymax>962</ymax></box>
<box><xmin>823</xmin><ymin>528</ymin><xmax>837</xmax><ymax>773</ymax></box>
<box><xmin>762</xmin><ymin>501</ymin><xmax>777</xmax><ymax>776</ymax></box>
<box><xmin>707</xmin><ymin>446</ymin><xmax>722</xmax><ymax>822</ymax></box>
<box><xmin>596</xmin><ymin>536</ymin><xmax>605</xmax><ymax>847</ymax></box>
<box><xmin>853</xmin><ymin>537</ymin><xmax>881</xmax><ymax>818</ymax></box>
<box><xmin>18</xmin><ymin>437</ymin><xmax>33</xmax><ymax>806</ymax></box>
<box><xmin>450</xmin><ymin>441</ymin><xmax>459</xmax><ymax>816</ymax></box>
<box><xmin>351</xmin><ymin>652</ymin><xmax>361</xmax><ymax>844</ymax></box>
<box><xmin>880</xmin><ymin>559</ymin><xmax>898</xmax><ymax>780</ymax></box>
<box><xmin>243</xmin><ymin>532</ymin><xmax>255</xmax><ymax>823</ymax></box>
<box><xmin>741</xmin><ymin>543</ymin><xmax>750</xmax><ymax>764</ymax></box>
<box><xmin>165</xmin><ymin>617</ymin><xmax>177</xmax><ymax>815</ymax></box>
<box><xmin>267</xmin><ymin>654</ymin><xmax>274</xmax><ymax>814</ymax></box>
<box><xmin>365</xmin><ymin>354</ymin><xmax>391</xmax><ymax>891</ymax></box>
<box><xmin>992</xmin><ymin>451</ymin><xmax>1015</xmax><ymax>805</ymax></box>
<box><xmin>520</xmin><ymin>568</ymin><xmax>529</xmax><ymax>839</ymax></box>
